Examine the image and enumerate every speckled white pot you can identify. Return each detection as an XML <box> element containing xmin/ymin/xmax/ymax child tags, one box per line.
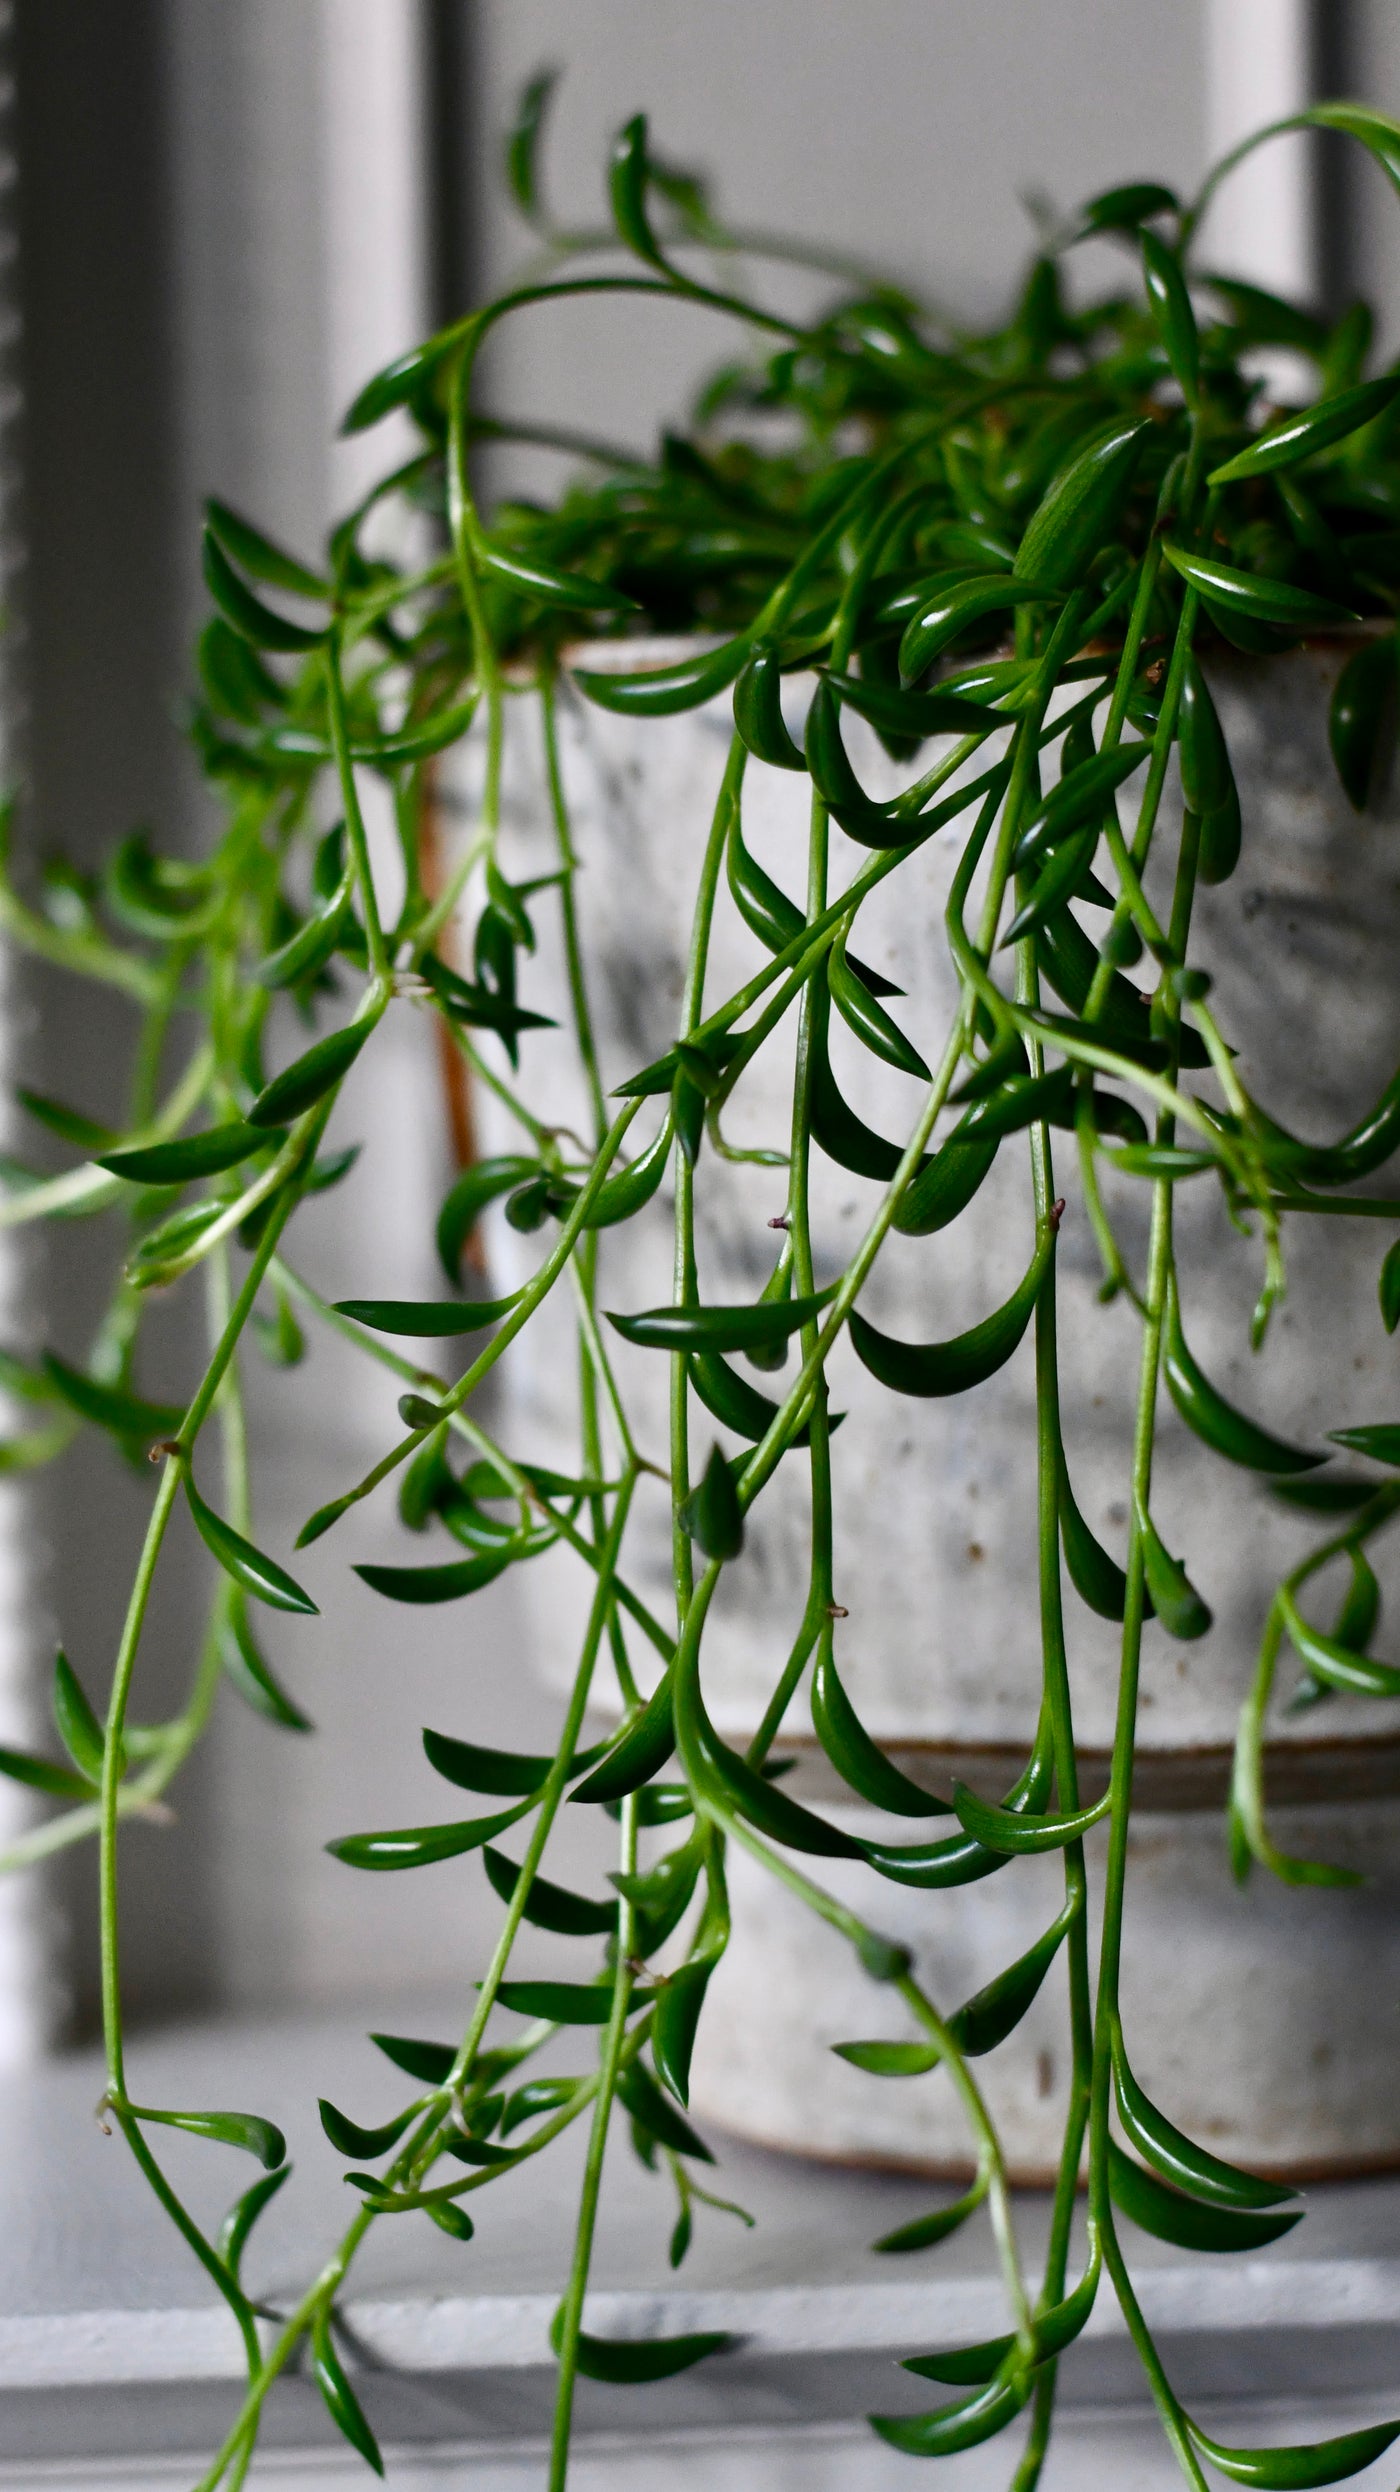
<box><xmin>687</xmin><ymin>1794</ymin><xmax>1400</xmax><ymax>2183</ymax></box>
<box><xmin>461</xmin><ymin>640</ymin><xmax>1400</xmax><ymax>2173</ymax></box>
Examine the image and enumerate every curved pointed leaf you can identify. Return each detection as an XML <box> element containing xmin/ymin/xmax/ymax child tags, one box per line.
<box><xmin>698</xmin><ymin>1718</ymin><xmax>865</xmax><ymax>1858</ymax></box>
<box><xmin>247</xmin><ymin>1021</ymin><xmax>372</xmax><ymax>1127</ymax></box>
<box><xmin>571</xmin><ymin>1678</ymin><xmax>676</xmax><ymax>1805</ymax></box>
<box><xmin>905</xmin><ymin>2255</ymin><xmax>1099</xmax><ymax>2383</ymax></box>
<box><xmin>1163</xmin><ymin>1286</ymin><xmax>1321</xmax><ymax>1473</ymax></box>
<box><xmin>833</xmin><ymin>2038</ymin><xmax>939</xmax><ymax>2077</ymax></box>
<box><xmin>220</xmin><ymin>1605</ymin><xmax>311</xmax><ymax>1731</ymax></box>
<box><xmin>436</xmin><ymin>1156</ymin><xmax>538</xmax><ymax>1282</ymax></box>
<box><xmin>0</xmin><ymin>1745</ymin><xmax>93</xmax><ymax>1800</ymax></box>
<box><xmin>811</xmin><ymin>1636</ymin><xmax>950</xmax><ymax>1817</ymax></box>
<box><xmin>824</xmin><ymin>667</ymin><xmax>995</xmax><ymax>742</ymax></box>
<box><xmin>849</xmin><ymin>1224</ymin><xmax>1053</xmax><ymax>1397</ymax></box>
<box><xmin>893</xmin><ymin>1131</ymin><xmax>999</xmax><ymax>1235</ymax></box>
<box><xmin>482</xmin><ymin>1845</ymin><xmax>617</xmax><ymax>1935</ymax></box>
<box><xmin>332</xmin><ymin>1291</ymin><xmax>519</xmax><ymax>1337</ymax></box>
<box><xmin>607</xmin><ymin>1287</ymin><xmax>834</xmax><ymax>1355</ymax></box>
<box><xmin>1327</xmin><ymin>1423</ymin><xmax>1400</xmax><ymax>1467</ymax></box>
<box><xmin>678</xmin><ymin>1443</ymin><xmax>744</xmax><ymax>1562</ymax></box>
<box><xmin>98</xmin><ymin>1120</ymin><xmax>277</xmax><ymax>1184</ymax></box>
<box><xmin>421</xmin><ymin>1730</ymin><xmax>579</xmax><ymax>1795</ymax></box>
<box><xmin>319</xmin><ymin>2098</ymin><xmax>423</xmax><ymax>2159</ymax></box>
<box><xmin>951</xmin><ymin>1781</ymin><xmax>1109</xmax><ymax>1855</ymax></box>
<box><xmin>370</xmin><ymin>2032</ymin><xmax>456</xmax><ymax>2083</ymax></box>
<box><xmin>898</xmin><ymin>576</ymin><xmax>1050</xmax><ymax>682</ymax></box>
<box><xmin>1112</xmin><ymin>2025</ymin><xmax>1295</xmax><ymax>2209</ymax></box>
<box><xmin>804</xmin><ymin>677</ymin><xmax>905</xmax><ymax>840</ymax></box>
<box><xmin>1001</xmin><ymin>824</ymin><xmax>1104</xmax><ymax>946</ymax></box>
<box><xmin>353</xmin><ymin>692</ymin><xmax>480</xmax><ymax>767</ymax></box>
<box><xmin>353</xmin><ymin>1552</ymin><xmax>510</xmax><ymax>1604</ymax></box>
<box><xmin>478</xmin><ymin>540</ymin><xmax>639</xmax><ymax>613</ymax></box>
<box><xmin>607</xmin><ymin>110</ymin><xmax>668</xmax><ymax>266</ymax></box>
<box><xmin>52</xmin><ymin>1651</ymin><xmax>107</xmax><ymax>1782</ymax></box>
<box><xmin>42</xmin><ymin>1353</ymin><xmax>184</xmax><ymax>1442</ymax></box>
<box><xmin>1141</xmin><ymin>230</ymin><xmax>1200</xmax><ymax>400</ymax></box>
<box><xmin>1279</xmin><ymin>1587</ymin><xmax>1400</xmax><ymax>1698</ymax></box>
<box><xmin>1108</xmin><ymin>2138</ymin><xmax>1301</xmax><ymax>2250</ymax></box>
<box><xmin>186</xmin><ymin>1472</ymin><xmax>318</xmax><ymax>1615</ymax></box>
<box><xmin>1161</xmin><ymin>543</ymin><xmax>1357</xmax><ymax>633</ymax></box>
<box><xmin>327</xmin><ymin>1798</ymin><xmax>532</xmax><ymax>1872</ymax></box>
<box><xmin>874</xmin><ymin>2169</ymin><xmax>989</xmax><ymax>2254</ymax></box>
<box><xmin>828</xmin><ymin>929</ymin><xmax>929</xmax><ymax>1078</ymax></box>
<box><xmin>500</xmin><ymin>2077</ymin><xmax>582</xmax><ymax>2137</ymax></box>
<box><xmin>870</xmin><ymin>2370</ymin><xmax>1028</xmax><ymax>2458</ymax></box>
<box><xmin>495</xmin><ymin>1978</ymin><xmax>639</xmax><ymax>2023</ymax></box>
<box><xmin>311</xmin><ymin>2312</ymin><xmax>384</xmax><ymax>2475</ymax></box>
<box><xmin>1188</xmin><ymin>2416</ymin><xmax>1400</xmax><ymax>2488</ymax></box>
<box><xmin>1015</xmin><ymin>418</ymin><xmax>1151</xmax><ymax>590</ymax></box>
<box><xmin>558</xmin><ymin>1116</ymin><xmax>674</xmax><ymax>1230</ymax></box>
<box><xmin>726</xmin><ymin>808</ymin><xmax>804</xmax><ymax>952</ymax></box>
<box><xmin>202</xmin><ymin>530</ymin><xmax>327</xmax><ymax>653</ymax></box>
<box><xmin>1330</xmin><ymin>634</ymin><xmax>1399</xmax><ymax>813</ymax></box>
<box><xmin>427</xmin><ymin>2198</ymin><xmax>477</xmax><ymax>2241</ymax></box>
<box><xmin>1058</xmin><ymin>1453</ymin><xmax>1133</xmax><ymax>1621</ymax></box>
<box><xmin>1208</xmin><ymin>375</ymin><xmax>1400</xmax><ymax>485</ymax></box>
<box><xmin>217</xmin><ymin>2162</ymin><xmax>290</xmax><ymax>2280</ymax></box>
<box><xmin>947</xmin><ymin>1895</ymin><xmax>1079</xmax><ymax>2054</ymax></box>
<box><xmin>205</xmin><ymin>497</ymin><xmax>328</xmax><ymax>600</ymax></box>
<box><xmin>812</xmin><ymin>1019</ymin><xmax>913</xmax><ymax>1181</ymax></box>
<box><xmin>1179</xmin><ymin>654</ymin><xmax>1233</xmax><ymax>814</ymax></box>
<box><xmin>134</xmin><ymin>2105</ymin><xmax>287</xmax><ymax>2168</ymax></box>
<box><xmin>1137</xmin><ymin>1500</ymin><xmax>1211</xmax><ymax>1639</ymax></box>
<box><xmin>860</xmin><ymin>1731</ymin><xmax>1053</xmax><ymax>1889</ymax></box>
<box><xmin>557</xmin><ymin>2316</ymin><xmax>732</xmax><ymax>2383</ymax></box>
<box><xmin>653</xmin><ymin>1956</ymin><xmax>719</xmax><ymax>2107</ymax></box>
<box><xmin>506</xmin><ymin>65</ymin><xmax>558</xmax><ymax>220</ymax></box>
<box><xmin>733</xmin><ymin>643</ymin><xmax>805</xmax><ymax>769</ymax></box>
<box><xmin>572</xmin><ymin>637</ymin><xmax>747</xmax><ymax>716</ymax></box>
<box><xmin>616</xmin><ymin>2063</ymin><xmax>714</xmax><ymax>2162</ymax></box>
<box><xmin>1016</xmin><ymin>740</ymin><xmax>1151</xmax><ymax>864</ymax></box>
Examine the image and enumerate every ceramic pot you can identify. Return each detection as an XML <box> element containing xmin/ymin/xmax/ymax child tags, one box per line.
<box><xmin>688</xmin><ymin>1792</ymin><xmax>1400</xmax><ymax>2183</ymax></box>
<box><xmin>461</xmin><ymin>638</ymin><xmax>1400</xmax><ymax>2172</ymax></box>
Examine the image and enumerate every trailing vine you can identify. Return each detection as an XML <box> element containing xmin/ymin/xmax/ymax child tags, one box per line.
<box><xmin>5</xmin><ymin>79</ymin><xmax>1400</xmax><ymax>2489</ymax></box>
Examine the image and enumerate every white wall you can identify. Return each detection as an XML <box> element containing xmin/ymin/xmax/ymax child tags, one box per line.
<box><xmin>471</xmin><ymin>0</ymin><xmax>1208</xmax><ymax>471</ymax></box>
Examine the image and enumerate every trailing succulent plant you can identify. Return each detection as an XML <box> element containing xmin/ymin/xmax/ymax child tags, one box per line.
<box><xmin>7</xmin><ymin>73</ymin><xmax>1400</xmax><ymax>2490</ymax></box>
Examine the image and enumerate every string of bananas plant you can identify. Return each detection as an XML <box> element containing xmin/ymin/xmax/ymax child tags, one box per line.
<box><xmin>4</xmin><ymin>77</ymin><xmax>1400</xmax><ymax>2491</ymax></box>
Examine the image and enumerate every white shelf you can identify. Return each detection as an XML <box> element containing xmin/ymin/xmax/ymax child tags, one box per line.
<box><xmin>1</xmin><ymin>2004</ymin><xmax>1398</xmax><ymax>2483</ymax></box>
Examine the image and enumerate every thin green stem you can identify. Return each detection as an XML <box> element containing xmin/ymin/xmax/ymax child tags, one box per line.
<box><xmin>549</xmin><ymin>1790</ymin><xmax>638</xmax><ymax>2490</ymax></box>
<box><xmin>324</xmin><ymin>631</ymin><xmax>389</xmax><ymax>982</ymax></box>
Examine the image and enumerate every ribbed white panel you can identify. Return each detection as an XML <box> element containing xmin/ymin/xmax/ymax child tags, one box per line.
<box><xmin>321</xmin><ymin>0</ymin><xmax>428</xmax><ymax>502</ymax></box>
<box><xmin>0</xmin><ymin>0</ymin><xmax>59</xmax><ymax>2067</ymax></box>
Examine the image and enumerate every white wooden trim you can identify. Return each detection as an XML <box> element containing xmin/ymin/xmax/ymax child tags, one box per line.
<box><xmin>1201</xmin><ymin>0</ymin><xmax>1317</xmax><ymax>301</ymax></box>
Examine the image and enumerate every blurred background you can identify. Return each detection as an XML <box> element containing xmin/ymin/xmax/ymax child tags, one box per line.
<box><xmin>2</xmin><ymin>0</ymin><xmax>1400</xmax><ymax>2057</ymax></box>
